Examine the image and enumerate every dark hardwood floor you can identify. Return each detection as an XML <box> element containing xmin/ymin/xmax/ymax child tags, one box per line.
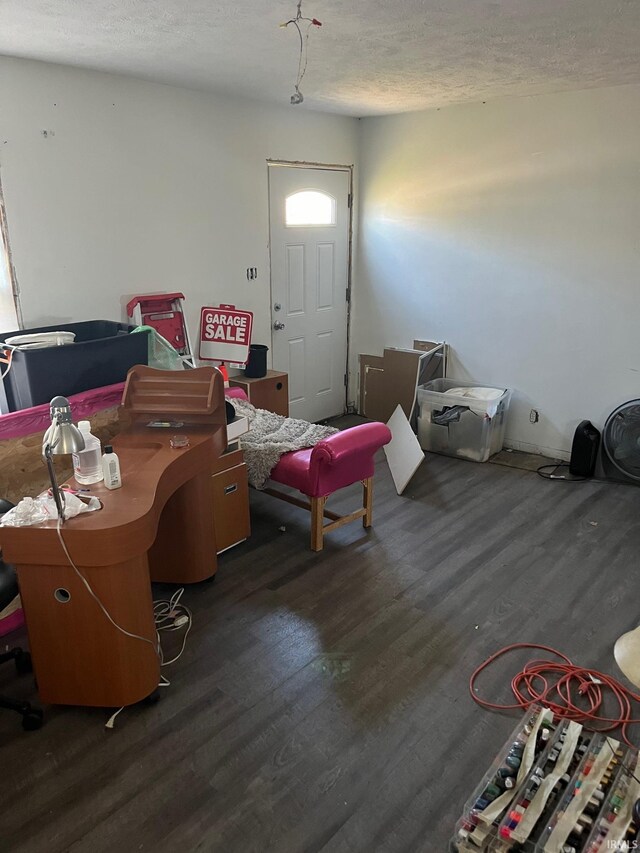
<box><xmin>2</xmin><ymin>436</ymin><xmax>640</xmax><ymax>852</ymax></box>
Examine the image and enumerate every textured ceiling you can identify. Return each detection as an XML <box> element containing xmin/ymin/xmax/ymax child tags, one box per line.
<box><xmin>1</xmin><ymin>0</ymin><xmax>640</xmax><ymax>116</ymax></box>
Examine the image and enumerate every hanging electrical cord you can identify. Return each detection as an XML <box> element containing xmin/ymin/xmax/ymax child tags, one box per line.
<box><xmin>55</xmin><ymin>519</ymin><xmax>192</xmax><ymax>729</ymax></box>
<box><xmin>1</xmin><ymin>343</ymin><xmax>16</xmax><ymax>381</ymax></box>
<box><xmin>56</xmin><ymin>518</ymin><xmax>161</xmax><ymax>657</ymax></box>
<box><xmin>280</xmin><ymin>0</ymin><xmax>322</xmax><ymax>105</ymax></box>
<box><xmin>470</xmin><ymin>642</ymin><xmax>640</xmax><ymax>747</ymax></box>
<box><xmin>537</xmin><ymin>462</ymin><xmax>587</xmax><ymax>482</ymax></box>
<box><xmin>154</xmin><ymin>587</ymin><xmax>193</xmax><ymax>667</ymax></box>
<box><xmin>536</xmin><ymin>461</ymin><xmax>639</xmax><ymax>488</ymax></box>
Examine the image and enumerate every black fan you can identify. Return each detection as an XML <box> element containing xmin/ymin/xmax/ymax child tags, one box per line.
<box><xmin>602</xmin><ymin>400</ymin><xmax>640</xmax><ymax>483</ymax></box>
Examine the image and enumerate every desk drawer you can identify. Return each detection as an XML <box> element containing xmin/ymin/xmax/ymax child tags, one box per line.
<box><xmin>212</xmin><ymin>446</ymin><xmax>244</xmax><ymax>475</ymax></box>
<box><xmin>212</xmin><ymin>463</ymin><xmax>250</xmax><ymax>553</ymax></box>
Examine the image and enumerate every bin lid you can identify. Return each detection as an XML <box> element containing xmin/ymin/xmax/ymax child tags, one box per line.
<box><xmin>445</xmin><ymin>386</ymin><xmax>504</xmax><ymax>401</ymax></box>
<box><xmin>5</xmin><ymin>331</ymin><xmax>76</xmax><ymax>350</ymax></box>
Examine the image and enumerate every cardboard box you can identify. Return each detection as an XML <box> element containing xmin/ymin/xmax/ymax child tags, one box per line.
<box><xmin>359</xmin><ymin>341</ymin><xmax>446</xmax><ymax>424</ymax></box>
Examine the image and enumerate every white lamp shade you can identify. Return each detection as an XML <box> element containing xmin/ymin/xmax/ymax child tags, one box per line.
<box><xmin>614</xmin><ymin>626</ymin><xmax>640</xmax><ymax>689</ymax></box>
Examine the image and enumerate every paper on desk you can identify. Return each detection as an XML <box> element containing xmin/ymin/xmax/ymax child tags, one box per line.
<box><xmin>0</xmin><ymin>492</ymin><xmax>101</xmax><ymax>526</ymax></box>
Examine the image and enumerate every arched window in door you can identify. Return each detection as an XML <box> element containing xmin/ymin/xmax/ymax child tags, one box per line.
<box><xmin>285</xmin><ymin>190</ymin><xmax>336</xmax><ymax>227</ymax></box>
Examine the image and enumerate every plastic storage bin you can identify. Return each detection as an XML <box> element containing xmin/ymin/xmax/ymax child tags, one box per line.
<box><xmin>417</xmin><ymin>378</ymin><xmax>512</xmax><ymax>463</ymax></box>
<box><xmin>0</xmin><ymin>321</ymin><xmax>149</xmax><ymax>413</ymax></box>
<box><xmin>450</xmin><ymin>707</ymin><xmax>632</xmax><ymax>853</ymax></box>
<box><xmin>450</xmin><ymin>706</ymin><xmax>556</xmax><ymax>852</ymax></box>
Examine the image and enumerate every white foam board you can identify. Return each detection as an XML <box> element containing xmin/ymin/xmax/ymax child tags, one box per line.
<box><xmin>384</xmin><ymin>404</ymin><xmax>425</xmax><ymax>494</ymax></box>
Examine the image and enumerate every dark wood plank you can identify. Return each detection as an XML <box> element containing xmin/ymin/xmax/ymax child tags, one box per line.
<box><xmin>2</xmin><ymin>427</ymin><xmax>639</xmax><ymax>852</ymax></box>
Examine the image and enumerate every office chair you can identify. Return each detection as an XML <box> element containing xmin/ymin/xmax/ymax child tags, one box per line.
<box><xmin>0</xmin><ymin>498</ymin><xmax>43</xmax><ymax>730</ymax></box>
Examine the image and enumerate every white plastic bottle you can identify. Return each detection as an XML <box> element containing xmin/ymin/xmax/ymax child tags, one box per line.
<box><xmin>102</xmin><ymin>445</ymin><xmax>122</xmax><ymax>490</ymax></box>
<box><xmin>72</xmin><ymin>420</ymin><xmax>104</xmax><ymax>484</ymax></box>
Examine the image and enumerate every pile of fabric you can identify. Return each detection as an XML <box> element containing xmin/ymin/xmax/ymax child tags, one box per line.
<box><xmin>228</xmin><ymin>397</ymin><xmax>338</xmax><ymax>489</ymax></box>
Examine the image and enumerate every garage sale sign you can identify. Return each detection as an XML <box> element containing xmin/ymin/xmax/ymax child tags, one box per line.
<box><xmin>199</xmin><ymin>304</ymin><xmax>254</xmax><ymax>364</ymax></box>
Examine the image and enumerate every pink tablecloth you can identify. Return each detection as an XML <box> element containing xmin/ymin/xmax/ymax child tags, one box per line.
<box><xmin>0</xmin><ymin>383</ymin><xmax>125</xmax><ymax>441</ymax></box>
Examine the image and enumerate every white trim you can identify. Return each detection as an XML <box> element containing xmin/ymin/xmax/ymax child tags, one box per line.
<box><xmin>0</xmin><ymin>175</ymin><xmax>20</xmax><ymax>332</ymax></box>
<box><xmin>267</xmin><ymin>159</ymin><xmax>353</xmax><ymax>172</ymax></box>
<box><xmin>503</xmin><ymin>437</ymin><xmax>570</xmax><ymax>462</ymax></box>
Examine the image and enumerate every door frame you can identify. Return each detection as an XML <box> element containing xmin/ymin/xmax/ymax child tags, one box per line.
<box><xmin>0</xmin><ymin>172</ymin><xmax>23</xmax><ymax>330</ymax></box>
<box><xmin>267</xmin><ymin>159</ymin><xmax>354</xmax><ymax>417</ymax></box>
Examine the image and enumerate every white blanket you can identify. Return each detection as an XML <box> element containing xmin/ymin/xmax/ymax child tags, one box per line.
<box><xmin>228</xmin><ymin>398</ymin><xmax>338</xmax><ymax>489</ymax></box>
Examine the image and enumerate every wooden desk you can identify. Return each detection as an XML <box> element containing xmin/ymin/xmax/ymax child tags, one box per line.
<box><xmin>0</xmin><ymin>422</ymin><xmax>226</xmax><ymax>708</ymax></box>
<box><xmin>212</xmin><ymin>447</ymin><xmax>250</xmax><ymax>553</ymax></box>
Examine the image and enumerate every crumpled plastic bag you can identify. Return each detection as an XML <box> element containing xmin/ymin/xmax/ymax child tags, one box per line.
<box><xmin>132</xmin><ymin>325</ymin><xmax>185</xmax><ymax>371</ymax></box>
<box><xmin>0</xmin><ymin>492</ymin><xmax>101</xmax><ymax>527</ymax></box>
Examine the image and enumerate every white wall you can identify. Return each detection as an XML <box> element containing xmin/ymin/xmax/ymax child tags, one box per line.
<box><xmin>3</xmin><ymin>57</ymin><xmax>638</xmax><ymax>454</ymax></box>
<box><xmin>354</xmin><ymin>85</ymin><xmax>640</xmax><ymax>457</ymax></box>
<box><xmin>0</xmin><ymin>56</ymin><xmax>357</xmax><ymax>357</ymax></box>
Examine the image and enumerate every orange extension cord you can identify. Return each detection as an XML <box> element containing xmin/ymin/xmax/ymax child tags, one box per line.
<box><xmin>469</xmin><ymin>643</ymin><xmax>640</xmax><ymax>747</ymax></box>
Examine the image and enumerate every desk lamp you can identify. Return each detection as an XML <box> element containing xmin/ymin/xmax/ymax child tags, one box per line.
<box><xmin>42</xmin><ymin>396</ymin><xmax>85</xmax><ymax>522</ymax></box>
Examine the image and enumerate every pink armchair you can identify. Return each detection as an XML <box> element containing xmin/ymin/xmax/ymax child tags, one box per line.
<box><xmin>226</xmin><ymin>388</ymin><xmax>391</xmax><ymax>550</ymax></box>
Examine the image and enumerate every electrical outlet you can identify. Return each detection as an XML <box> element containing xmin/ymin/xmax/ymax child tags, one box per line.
<box><xmin>246</xmin><ymin>267</ymin><xmax>258</xmax><ymax>281</ymax></box>
<box><xmin>529</xmin><ymin>408</ymin><xmax>540</xmax><ymax>424</ymax></box>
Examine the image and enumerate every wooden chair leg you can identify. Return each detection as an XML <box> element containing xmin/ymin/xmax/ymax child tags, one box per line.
<box><xmin>311</xmin><ymin>496</ymin><xmax>327</xmax><ymax>551</ymax></box>
<box><xmin>363</xmin><ymin>477</ymin><xmax>373</xmax><ymax>528</ymax></box>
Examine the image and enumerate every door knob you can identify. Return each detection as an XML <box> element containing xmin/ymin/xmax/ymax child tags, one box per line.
<box><xmin>273</xmin><ymin>321</ymin><xmax>286</xmax><ymax>331</ymax></box>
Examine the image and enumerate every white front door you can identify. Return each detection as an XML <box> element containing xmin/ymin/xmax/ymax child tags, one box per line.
<box><xmin>268</xmin><ymin>165</ymin><xmax>351</xmax><ymax>422</ymax></box>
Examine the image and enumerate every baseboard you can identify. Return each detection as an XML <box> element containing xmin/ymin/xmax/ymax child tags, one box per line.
<box><xmin>503</xmin><ymin>438</ymin><xmax>570</xmax><ymax>462</ymax></box>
